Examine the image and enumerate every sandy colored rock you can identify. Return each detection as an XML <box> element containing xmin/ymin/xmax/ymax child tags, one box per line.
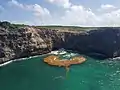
<box><xmin>44</xmin><ymin>55</ymin><xmax>86</xmax><ymax>68</ymax></box>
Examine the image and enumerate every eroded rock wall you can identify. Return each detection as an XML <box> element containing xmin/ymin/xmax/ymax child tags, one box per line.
<box><xmin>0</xmin><ymin>26</ymin><xmax>120</xmax><ymax>63</ymax></box>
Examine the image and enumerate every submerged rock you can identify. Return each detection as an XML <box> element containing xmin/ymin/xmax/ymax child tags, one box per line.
<box><xmin>44</xmin><ymin>55</ymin><xmax>86</xmax><ymax>68</ymax></box>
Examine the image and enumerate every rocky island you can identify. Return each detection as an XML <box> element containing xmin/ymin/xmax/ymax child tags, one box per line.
<box><xmin>0</xmin><ymin>21</ymin><xmax>120</xmax><ymax>64</ymax></box>
<box><xmin>44</xmin><ymin>55</ymin><xmax>86</xmax><ymax>69</ymax></box>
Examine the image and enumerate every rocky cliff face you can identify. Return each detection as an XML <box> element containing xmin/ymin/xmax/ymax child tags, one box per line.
<box><xmin>0</xmin><ymin>27</ymin><xmax>51</xmax><ymax>63</ymax></box>
<box><xmin>51</xmin><ymin>27</ymin><xmax>120</xmax><ymax>59</ymax></box>
<box><xmin>62</xmin><ymin>28</ymin><xmax>120</xmax><ymax>59</ymax></box>
<box><xmin>0</xmin><ymin>26</ymin><xmax>120</xmax><ymax>63</ymax></box>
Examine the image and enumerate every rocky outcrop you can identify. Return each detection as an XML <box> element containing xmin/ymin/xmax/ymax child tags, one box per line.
<box><xmin>0</xmin><ymin>27</ymin><xmax>53</xmax><ymax>63</ymax></box>
<box><xmin>52</xmin><ymin>27</ymin><xmax>120</xmax><ymax>59</ymax></box>
<box><xmin>0</xmin><ymin>25</ymin><xmax>120</xmax><ymax>63</ymax></box>
<box><xmin>61</xmin><ymin>28</ymin><xmax>120</xmax><ymax>59</ymax></box>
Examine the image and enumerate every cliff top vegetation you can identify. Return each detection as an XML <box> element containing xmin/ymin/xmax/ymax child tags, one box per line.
<box><xmin>0</xmin><ymin>21</ymin><xmax>95</xmax><ymax>31</ymax></box>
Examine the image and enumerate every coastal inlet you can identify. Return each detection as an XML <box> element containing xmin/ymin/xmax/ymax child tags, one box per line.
<box><xmin>0</xmin><ymin>49</ymin><xmax>120</xmax><ymax>90</ymax></box>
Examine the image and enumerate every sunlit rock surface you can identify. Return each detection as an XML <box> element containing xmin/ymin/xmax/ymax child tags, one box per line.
<box><xmin>44</xmin><ymin>55</ymin><xmax>86</xmax><ymax>68</ymax></box>
<box><xmin>1</xmin><ymin>22</ymin><xmax>120</xmax><ymax>63</ymax></box>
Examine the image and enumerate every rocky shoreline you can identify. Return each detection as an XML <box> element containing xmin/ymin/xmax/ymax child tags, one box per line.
<box><xmin>0</xmin><ymin>52</ymin><xmax>51</xmax><ymax>67</ymax></box>
<box><xmin>1</xmin><ymin>22</ymin><xmax>120</xmax><ymax>63</ymax></box>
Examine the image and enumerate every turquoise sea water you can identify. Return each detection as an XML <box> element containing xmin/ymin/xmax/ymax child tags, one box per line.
<box><xmin>0</xmin><ymin>51</ymin><xmax>120</xmax><ymax>90</ymax></box>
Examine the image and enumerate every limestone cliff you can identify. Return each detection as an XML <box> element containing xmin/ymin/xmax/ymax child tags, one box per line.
<box><xmin>62</xmin><ymin>28</ymin><xmax>120</xmax><ymax>59</ymax></box>
<box><xmin>0</xmin><ymin>23</ymin><xmax>120</xmax><ymax>63</ymax></box>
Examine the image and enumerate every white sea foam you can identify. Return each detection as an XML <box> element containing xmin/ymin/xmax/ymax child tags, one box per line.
<box><xmin>0</xmin><ymin>60</ymin><xmax>13</xmax><ymax>67</ymax></box>
<box><xmin>62</xmin><ymin>53</ymin><xmax>78</xmax><ymax>58</ymax></box>
<box><xmin>50</xmin><ymin>50</ymin><xmax>67</xmax><ymax>55</ymax></box>
<box><xmin>112</xmin><ymin>57</ymin><xmax>120</xmax><ymax>60</ymax></box>
<box><xmin>13</xmin><ymin>55</ymin><xmax>41</xmax><ymax>62</ymax></box>
<box><xmin>0</xmin><ymin>54</ymin><xmax>47</xmax><ymax>67</ymax></box>
<box><xmin>59</xmin><ymin>51</ymin><xmax>67</xmax><ymax>55</ymax></box>
<box><xmin>70</xmin><ymin>53</ymin><xmax>79</xmax><ymax>56</ymax></box>
<box><xmin>50</xmin><ymin>51</ymin><xmax>59</xmax><ymax>55</ymax></box>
